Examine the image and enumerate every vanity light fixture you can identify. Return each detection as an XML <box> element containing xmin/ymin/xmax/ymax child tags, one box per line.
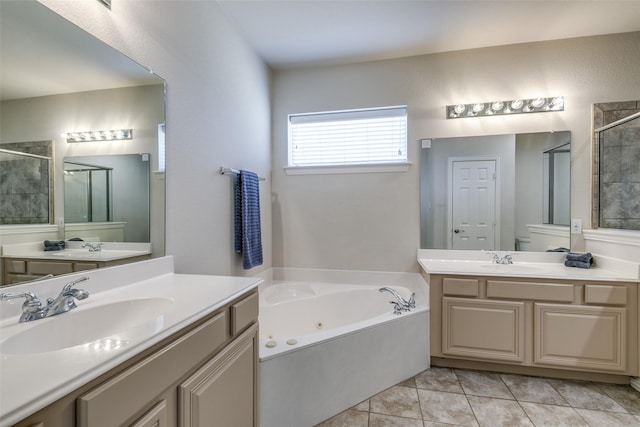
<box><xmin>447</xmin><ymin>96</ymin><xmax>564</xmax><ymax>119</ymax></box>
<box><xmin>63</xmin><ymin>129</ymin><xmax>133</xmax><ymax>143</ymax></box>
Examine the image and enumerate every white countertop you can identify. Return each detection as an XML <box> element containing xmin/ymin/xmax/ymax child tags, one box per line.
<box><xmin>0</xmin><ymin>256</ymin><xmax>261</xmax><ymax>427</ymax></box>
<box><xmin>418</xmin><ymin>249</ymin><xmax>640</xmax><ymax>282</ymax></box>
<box><xmin>1</xmin><ymin>242</ymin><xmax>151</xmax><ymax>262</ymax></box>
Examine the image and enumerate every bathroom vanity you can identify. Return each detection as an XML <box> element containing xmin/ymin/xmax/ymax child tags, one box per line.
<box><xmin>419</xmin><ymin>250</ymin><xmax>640</xmax><ymax>382</ymax></box>
<box><xmin>0</xmin><ymin>257</ymin><xmax>260</xmax><ymax>427</ymax></box>
<box><xmin>1</xmin><ymin>242</ymin><xmax>152</xmax><ymax>285</ymax></box>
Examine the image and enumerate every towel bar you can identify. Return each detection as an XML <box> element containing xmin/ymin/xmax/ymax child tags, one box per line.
<box><xmin>220</xmin><ymin>167</ymin><xmax>265</xmax><ymax>181</ymax></box>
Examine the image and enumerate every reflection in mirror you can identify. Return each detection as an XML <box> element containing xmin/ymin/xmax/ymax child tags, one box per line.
<box><xmin>543</xmin><ymin>143</ymin><xmax>570</xmax><ymax>226</ymax></box>
<box><xmin>0</xmin><ymin>1</ymin><xmax>166</xmax><ymax>287</ymax></box>
<box><xmin>420</xmin><ymin>131</ymin><xmax>571</xmax><ymax>252</ymax></box>
<box><xmin>595</xmin><ymin>111</ymin><xmax>640</xmax><ymax>230</ymax></box>
<box><xmin>0</xmin><ymin>142</ymin><xmax>53</xmax><ymax>224</ymax></box>
<box><xmin>64</xmin><ymin>154</ymin><xmax>150</xmax><ymax>242</ymax></box>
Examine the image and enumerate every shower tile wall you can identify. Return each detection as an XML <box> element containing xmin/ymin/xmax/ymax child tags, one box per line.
<box><xmin>0</xmin><ymin>141</ymin><xmax>53</xmax><ymax>225</ymax></box>
<box><xmin>592</xmin><ymin>101</ymin><xmax>640</xmax><ymax>230</ymax></box>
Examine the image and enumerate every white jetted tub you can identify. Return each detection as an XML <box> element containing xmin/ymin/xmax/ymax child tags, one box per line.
<box><xmin>258</xmin><ymin>268</ymin><xmax>430</xmax><ymax>427</ymax></box>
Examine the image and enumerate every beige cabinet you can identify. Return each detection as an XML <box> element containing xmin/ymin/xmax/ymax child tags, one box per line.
<box><xmin>443</xmin><ymin>297</ymin><xmax>525</xmax><ymax>363</ymax></box>
<box><xmin>535</xmin><ymin>303</ymin><xmax>626</xmax><ymax>372</ymax></box>
<box><xmin>11</xmin><ymin>290</ymin><xmax>258</xmax><ymax>427</ymax></box>
<box><xmin>428</xmin><ymin>273</ymin><xmax>638</xmax><ymax>379</ymax></box>
<box><xmin>179</xmin><ymin>324</ymin><xmax>258</xmax><ymax>426</ymax></box>
<box><xmin>2</xmin><ymin>255</ymin><xmax>150</xmax><ymax>285</ymax></box>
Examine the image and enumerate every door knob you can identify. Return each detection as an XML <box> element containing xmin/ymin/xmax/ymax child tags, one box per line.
<box><xmin>454</xmin><ymin>229</ymin><xmax>465</xmax><ymax>233</ymax></box>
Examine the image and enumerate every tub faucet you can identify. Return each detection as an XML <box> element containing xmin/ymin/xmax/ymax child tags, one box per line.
<box><xmin>0</xmin><ymin>277</ymin><xmax>90</xmax><ymax>323</ymax></box>
<box><xmin>82</xmin><ymin>242</ymin><xmax>103</xmax><ymax>252</ymax></box>
<box><xmin>379</xmin><ymin>287</ymin><xmax>415</xmax><ymax>315</ymax></box>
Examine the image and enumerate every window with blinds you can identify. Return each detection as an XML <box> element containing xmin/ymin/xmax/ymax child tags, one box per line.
<box><xmin>288</xmin><ymin>106</ymin><xmax>408</xmax><ymax>168</ymax></box>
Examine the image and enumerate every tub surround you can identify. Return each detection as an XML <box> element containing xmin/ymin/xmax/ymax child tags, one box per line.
<box><xmin>0</xmin><ymin>256</ymin><xmax>261</xmax><ymax>427</ymax></box>
<box><xmin>418</xmin><ymin>249</ymin><xmax>640</xmax><ymax>384</ymax></box>
<box><xmin>258</xmin><ymin>268</ymin><xmax>430</xmax><ymax>427</ymax></box>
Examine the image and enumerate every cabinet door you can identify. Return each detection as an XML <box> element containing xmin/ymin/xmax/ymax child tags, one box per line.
<box><xmin>131</xmin><ymin>400</ymin><xmax>168</xmax><ymax>427</ymax></box>
<box><xmin>442</xmin><ymin>297</ymin><xmax>525</xmax><ymax>362</ymax></box>
<box><xmin>534</xmin><ymin>303</ymin><xmax>626</xmax><ymax>372</ymax></box>
<box><xmin>179</xmin><ymin>323</ymin><xmax>258</xmax><ymax>427</ymax></box>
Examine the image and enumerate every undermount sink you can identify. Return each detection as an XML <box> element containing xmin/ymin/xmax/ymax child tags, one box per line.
<box><xmin>0</xmin><ymin>297</ymin><xmax>173</xmax><ymax>355</ymax></box>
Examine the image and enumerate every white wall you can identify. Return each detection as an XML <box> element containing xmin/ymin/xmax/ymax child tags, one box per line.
<box><xmin>272</xmin><ymin>32</ymin><xmax>640</xmax><ymax>272</ymax></box>
<box><xmin>38</xmin><ymin>0</ymin><xmax>272</xmax><ymax>276</ymax></box>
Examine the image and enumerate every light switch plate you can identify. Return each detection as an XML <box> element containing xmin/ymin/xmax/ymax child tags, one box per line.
<box><xmin>571</xmin><ymin>218</ymin><xmax>582</xmax><ymax>234</ymax></box>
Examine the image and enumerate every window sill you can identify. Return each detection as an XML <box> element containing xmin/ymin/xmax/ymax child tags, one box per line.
<box><xmin>284</xmin><ymin>162</ymin><xmax>411</xmax><ymax>176</ymax></box>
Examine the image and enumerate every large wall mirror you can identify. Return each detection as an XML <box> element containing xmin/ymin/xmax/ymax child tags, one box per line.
<box><xmin>420</xmin><ymin>131</ymin><xmax>571</xmax><ymax>252</ymax></box>
<box><xmin>0</xmin><ymin>0</ymin><xmax>166</xmax><ymax>282</ymax></box>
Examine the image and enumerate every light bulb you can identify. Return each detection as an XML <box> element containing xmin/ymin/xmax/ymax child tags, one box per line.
<box><xmin>472</xmin><ymin>103</ymin><xmax>485</xmax><ymax>113</ymax></box>
<box><xmin>454</xmin><ymin>104</ymin><xmax>466</xmax><ymax>114</ymax></box>
<box><xmin>491</xmin><ymin>101</ymin><xmax>504</xmax><ymax>112</ymax></box>
<box><xmin>531</xmin><ymin>98</ymin><xmax>545</xmax><ymax>108</ymax></box>
<box><xmin>510</xmin><ymin>100</ymin><xmax>523</xmax><ymax>110</ymax></box>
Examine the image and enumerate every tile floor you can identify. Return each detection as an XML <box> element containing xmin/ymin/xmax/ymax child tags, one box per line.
<box><xmin>315</xmin><ymin>367</ymin><xmax>640</xmax><ymax>427</ymax></box>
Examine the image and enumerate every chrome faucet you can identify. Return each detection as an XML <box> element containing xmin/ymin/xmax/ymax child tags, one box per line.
<box><xmin>486</xmin><ymin>251</ymin><xmax>516</xmax><ymax>265</ymax></box>
<box><xmin>82</xmin><ymin>242</ymin><xmax>103</xmax><ymax>252</ymax></box>
<box><xmin>379</xmin><ymin>287</ymin><xmax>415</xmax><ymax>315</ymax></box>
<box><xmin>0</xmin><ymin>277</ymin><xmax>90</xmax><ymax>323</ymax></box>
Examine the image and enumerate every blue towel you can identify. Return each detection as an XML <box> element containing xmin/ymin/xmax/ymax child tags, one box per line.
<box><xmin>564</xmin><ymin>252</ymin><xmax>593</xmax><ymax>269</ymax></box>
<box><xmin>234</xmin><ymin>170</ymin><xmax>263</xmax><ymax>269</ymax></box>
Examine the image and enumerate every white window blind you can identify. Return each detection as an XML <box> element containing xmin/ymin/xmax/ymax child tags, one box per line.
<box><xmin>288</xmin><ymin>106</ymin><xmax>407</xmax><ymax>167</ymax></box>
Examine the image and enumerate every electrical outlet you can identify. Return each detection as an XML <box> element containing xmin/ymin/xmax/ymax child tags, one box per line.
<box><xmin>571</xmin><ymin>218</ymin><xmax>582</xmax><ymax>234</ymax></box>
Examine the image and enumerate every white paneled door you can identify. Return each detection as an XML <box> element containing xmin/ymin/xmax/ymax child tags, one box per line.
<box><xmin>450</xmin><ymin>159</ymin><xmax>497</xmax><ymax>250</ymax></box>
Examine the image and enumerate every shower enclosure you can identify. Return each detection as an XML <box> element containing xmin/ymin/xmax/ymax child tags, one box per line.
<box><xmin>63</xmin><ymin>161</ymin><xmax>113</xmax><ymax>223</ymax></box>
<box><xmin>0</xmin><ymin>148</ymin><xmax>52</xmax><ymax>225</ymax></box>
<box><xmin>595</xmin><ymin>111</ymin><xmax>640</xmax><ymax>230</ymax></box>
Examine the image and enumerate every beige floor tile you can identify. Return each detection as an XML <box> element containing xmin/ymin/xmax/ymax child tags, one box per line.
<box><xmin>418</xmin><ymin>389</ymin><xmax>478</xmax><ymax>426</ymax></box>
<box><xmin>455</xmin><ymin>369</ymin><xmax>514</xmax><ymax>399</ymax></box>
<box><xmin>400</xmin><ymin>375</ymin><xmax>417</xmax><ymax>388</ymax></box>
<box><xmin>352</xmin><ymin>399</ymin><xmax>370</xmax><ymax>412</ymax></box>
<box><xmin>369</xmin><ymin>412</ymin><xmax>424</xmax><ymax>427</ymax></box>
<box><xmin>314</xmin><ymin>408</ymin><xmax>369</xmax><ymax>427</ymax></box>
<box><xmin>501</xmin><ymin>374</ymin><xmax>569</xmax><ymax>406</ymax></box>
<box><xmin>415</xmin><ymin>367</ymin><xmax>463</xmax><ymax>393</ymax></box>
<box><xmin>547</xmin><ymin>379</ymin><xmax>627</xmax><ymax>413</ymax></box>
<box><xmin>575</xmin><ymin>408</ymin><xmax>640</xmax><ymax>427</ymax></box>
<box><xmin>370</xmin><ymin>385</ymin><xmax>422</xmax><ymax>419</ymax></box>
<box><xmin>467</xmin><ymin>395</ymin><xmax>533</xmax><ymax>427</ymax></box>
<box><xmin>424</xmin><ymin>422</ymin><xmax>470</xmax><ymax>427</ymax></box>
<box><xmin>519</xmin><ymin>401</ymin><xmax>589</xmax><ymax>426</ymax></box>
<box><xmin>597</xmin><ymin>383</ymin><xmax>640</xmax><ymax>415</ymax></box>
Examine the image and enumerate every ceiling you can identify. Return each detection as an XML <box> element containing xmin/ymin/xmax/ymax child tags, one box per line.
<box><xmin>216</xmin><ymin>0</ymin><xmax>640</xmax><ymax>68</ymax></box>
<box><xmin>0</xmin><ymin>0</ymin><xmax>160</xmax><ymax>101</ymax></box>
<box><xmin>2</xmin><ymin>1</ymin><xmax>640</xmax><ymax>101</ymax></box>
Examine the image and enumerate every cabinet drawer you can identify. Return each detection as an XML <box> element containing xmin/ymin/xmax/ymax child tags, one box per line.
<box><xmin>74</xmin><ymin>262</ymin><xmax>99</xmax><ymax>271</ymax></box>
<box><xmin>231</xmin><ymin>291</ymin><xmax>258</xmax><ymax>336</ymax></box>
<box><xmin>5</xmin><ymin>260</ymin><xmax>26</xmax><ymax>273</ymax></box>
<box><xmin>29</xmin><ymin>261</ymin><xmax>73</xmax><ymax>275</ymax></box>
<box><xmin>443</xmin><ymin>278</ymin><xmax>479</xmax><ymax>297</ymax></box>
<box><xmin>487</xmin><ymin>280</ymin><xmax>573</xmax><ymax>302</ymax></box>
<box><xmin>584</xmin><ymin>285</ymin><xmax>627</xmax><ymax>305</ymax></box>
<box><xmin>78</xmin><ymin>311</ymin><xmax>227</xmax><ymax>427</ymax></box>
